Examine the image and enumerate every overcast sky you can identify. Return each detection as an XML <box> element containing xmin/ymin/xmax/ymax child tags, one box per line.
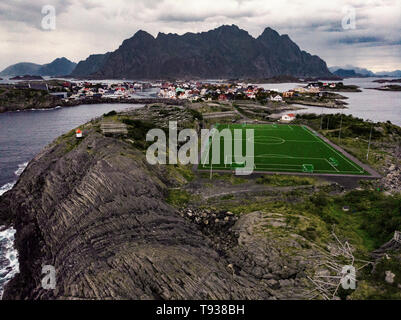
<box><xmin>0</xmin><ymin>0</ymin><xmax>400</xmax><ymax>72</ymax></box>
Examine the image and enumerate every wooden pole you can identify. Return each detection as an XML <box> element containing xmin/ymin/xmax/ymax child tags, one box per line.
<box><xmin>338</xmin><ymin>114</ymin><xmax>343</xmax><ymax>144</ymax></box>
<box><xmin>367</xmin><ymin>124</ymin><xmax>373</xmax><ymax>161</ymax></box>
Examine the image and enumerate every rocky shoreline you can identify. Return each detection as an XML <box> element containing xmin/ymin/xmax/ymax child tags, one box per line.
<box><xmin>288</xmin><ymin>99</ymin><xmax>348</xmax><ymax>109</ymax></box>
<box><xmin>0</xmin><ymin>97</ymin><xmax>185</xmax><ymax>114</ymax></box>
<box><xmin>368</xmin><ymin>85</ymin><xmax>401</xmax><ymax>92</ymax></box>
<box><xmin>0</xmin><ymin>105</ymin><xmax>400</xmax><ymax>300</ymax></box>
<box><xmin>0</xmin><ymin>108</ymin><xmax>324</xmax><ymax>300</ymax></box>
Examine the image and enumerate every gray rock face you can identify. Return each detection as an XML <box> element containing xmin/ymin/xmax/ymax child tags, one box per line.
<box><xmin>385</xmin><ymin>271</ymin><xmax>396</xmax><ymax>284</ymax></box>
<box><xmin>71</xmin><ymin>53</ymin><xmax>111</xmax><ymax>78</ymax></box>
<box><xmin>73</xmin><ymin>25</ymin><xmax>334</xmax><ymax>80</ymax></box>
<box><xmin>0</xmin><ymin>125</ymin><xmax>319</xmax><ymax>300</ymax></box>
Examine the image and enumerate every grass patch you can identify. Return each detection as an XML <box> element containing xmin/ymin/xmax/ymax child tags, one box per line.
<box><xmin>166</xmin><ymin>189</ymin><xmax>192</xmax><ymax>207</ymax></box>
<box><xmin>199</xmin><ymin>172</ymin><xmax>248</xmax><ymax>185</ymax></box>
<box><xmin>256</xmin><ymin>174</ymin><xmax>316</xmax><ymax>186</ymax></box>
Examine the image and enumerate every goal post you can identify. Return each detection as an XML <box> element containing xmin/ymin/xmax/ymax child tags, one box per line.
<box><xmin>329</xmin><ymin>157</ymin><xmax>339</xmax><ymax>167</ymax></box>
<box><xmin>302</xmin><ymin>164</ymin><xmax>314</xmax><ymax>173</ymax></box>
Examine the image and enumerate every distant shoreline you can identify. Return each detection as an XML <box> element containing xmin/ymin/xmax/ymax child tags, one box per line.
<box><xmin>0</xmin><ymin>97</ymin><xmax>185</xmax><ymax>114</ymax></box>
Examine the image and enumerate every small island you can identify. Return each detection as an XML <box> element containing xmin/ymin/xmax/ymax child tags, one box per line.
<box><xmin>10</xmin><ymin>75</ymin><xmax>44</xmax><ymax>81</ymax></box>
<box><xmin>305</xmin><ymin>81</ymin><xmax>361</xmax><ymax>93</ymax></box>
<box><xmin>373</xmin><ymin>78</ymin><xmax>401</xmax><ymax>84</ymax></box>
<box><xmin>370</xmin><ymin>85</ymin><xmax>401</xmax><ymax>92</ymax></box>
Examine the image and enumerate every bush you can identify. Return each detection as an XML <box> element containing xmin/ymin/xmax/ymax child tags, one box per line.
<box><xmin>188</xmin><ymin>108</ymin><xmax>203</xmax><ymax>121</ymax></box>
<box><xmin>166</xmin><ymin>189</ymin><xmax>191</xmax><ymax>207</ymax></box>
<box><xmin>310</xmin><ymin>192</ymin><xmax>329</xmax><ymax>207</ymax></box>
<box><xmin>300</xmin><ymin>227</ymin><xmax>318</xmax><ymax>241</ymax></box>
<box><xmin>256</xmin><ymin>174</ymin><xmax>315</xmax><ymax>186</ymax></box>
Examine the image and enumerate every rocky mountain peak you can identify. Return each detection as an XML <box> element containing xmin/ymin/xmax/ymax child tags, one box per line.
<box><xmin>70</xmin><ymin>25</ymin><xmax>334</xmax><ymax>79</ymax></box>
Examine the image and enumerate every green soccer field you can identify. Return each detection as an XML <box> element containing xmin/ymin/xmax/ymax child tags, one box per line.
<box><xmin>199</xmin><ymin>123</ymin><xmax>370</xmax><ymax>176</ymax></box>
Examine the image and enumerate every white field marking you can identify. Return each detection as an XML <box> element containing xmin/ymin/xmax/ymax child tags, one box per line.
<box><xmin>243</xmin><ymin>128</ymin><xmax>288</xmax><ymax>132</ymax></box>
<box><xmin>201</xmin><ymin>140</ymin><xmax>211</xmax><ymax>166</ymax></box>
<box><xmin>225</xmin><ymin>154</ymin><xmax>330</xmax><ymax>161</ymax></box>
<box><xmin>213</xmin><ymin>136</ymin><xmax>287</xmax><ymax>145</ymax></box>
<box><xmin>301</xmin><ymin>126</ymin><xmax>364</xmax><ymax>173</ymax></box>
<box><xmin>287</xmin><ymin>125</ymin><xmax>294</xmax><ymax>131</ymax></box>
<box><xmin>200</xmin><ymin>164</ymin><xmax>364</xmax><ymax>175</ymax></box>
<box><xmin>201</xmin><ymin>129</ymin><xmax>220</xmax><ymax>166</ymax></box>
<box><xmin>253</xmin><ymin>166</ymin><xmax>359</xmax><ymax>174</ymax></box>
<box><xmin>251</xmin><ymin>137</ymin><xmax>316</xmax><ymax>144</ymax></box>
<box><xmin>253</xmin><ymin>167</ymin><xmax>335</xmax><ymax>173</ymax></box>
<box><xmin>257</xmin><ymin>139</ymin><xmax>319</xmax><ymax>143</ymax></box>
<box><xmin>326</xmin><ymin>158</ymin><xmax>340</xmax><ymax>172</ymax></box>
<box><xmin>249</xmin><ymin>163</ymin><xmax>305</xmax><ymax>167</ymax></box>
<box><xmin>230</xmin><ymin>137</ymin><xmax>318</xmax><ymax>144</ymax></box>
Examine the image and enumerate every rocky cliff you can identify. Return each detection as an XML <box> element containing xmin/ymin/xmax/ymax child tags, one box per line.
<box><xmin>0</xmin><ymin>87</ymin><xmax>59</xmax><ymax>113</ymax></box>
<box><xmin>0</xmin><ymin>106</ymin><xmax>327</xmax><ymax>300</ymax></box>
<box><xmin>72</xmin><ymin>25</ymin><xmax>334</xmax><ymax>80</ymax></box>
<box><xmin>71</xmin><ymin>53</ymin><xmax>112</xmax><ymax>78</ymax></box>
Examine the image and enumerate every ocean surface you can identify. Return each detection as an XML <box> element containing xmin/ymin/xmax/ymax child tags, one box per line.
<box><xmin>0</xmin><ymin>103</ymin><xmax>144</xmax><ymax>188</ymax></box>
<box><xmin>0</xmin><ymin>227</ymin><xmax>18</xmax><ymax>299</ymax></box>
<box><xmin>256</xmin><ymin>78</ymin><xmax>401</xmax><ymax>126</ymax></box>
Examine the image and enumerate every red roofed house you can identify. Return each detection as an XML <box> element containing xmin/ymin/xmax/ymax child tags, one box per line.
<box><xmin>281</xmin><ymin>113</ymin><xmax>296</xmax><ymax>122</ymax></box>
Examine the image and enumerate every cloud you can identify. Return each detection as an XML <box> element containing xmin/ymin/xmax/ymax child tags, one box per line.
<box><xmin>0</xmin><ymin>0</ymin><xmax>399</xmax><ymax>71</ymax></box>
<box><xmin>0</xmin><ymin>0</ymin><xmax>73</xmax><ymax>29</ymax></box>
<box><xmin>337</xmin><ymin>36</ymin><xmax>385</xmax><ymax>44</ymax></box>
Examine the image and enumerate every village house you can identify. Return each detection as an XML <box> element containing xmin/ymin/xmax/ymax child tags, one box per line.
<box><xmin>218</xmin><ymin>94</ymin><xmax>228</xmax><ymax>101</ymax></box>
<box><xmin>293</xmin><ymin>87</ymin><xmax>308</xmax><ymax>93</ymax></box>
<box><xmin>283</xmin><ymin>91</ymin><xmax>294</xmax><ymax>98</ymax></box>
<box><xmin>308</xmin><ymin>87</ymin><xmax>320</xmax><ymax>94</ymax></box>
<box><xmin>281</xmin><ymin>113</ymin><xmax>296</xmax><ymax>122</ymax></box>
<box><xmin>270</xmin><ymin>95</ymin><xmax>283</xmax><ymax>102</ymax></box>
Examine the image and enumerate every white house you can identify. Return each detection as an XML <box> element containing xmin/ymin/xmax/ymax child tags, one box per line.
<box><xmin>281</xmin><ymin>113</ymin><xmax>296</xmax><ymax>122</ymax></box>
<box><xmin>271</xmin><ymin>95</ymin><xmax>283</xmax><ymax>102</ymax></box>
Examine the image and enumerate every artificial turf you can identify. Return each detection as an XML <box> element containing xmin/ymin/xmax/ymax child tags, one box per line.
<box><xmin>199</xmin><ymin>123</ymin><xmax>369</xmax><ymax>176</ymax></box>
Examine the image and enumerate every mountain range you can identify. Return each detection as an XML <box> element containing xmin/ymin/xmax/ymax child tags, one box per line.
<box><xmin>329</xmin><ymin>65</ymin><xmax>401</xmax><ymax>78</ymax></box>
<box><xmin>0</xmin><ymin>57</ymin><xmax>76</xmax><ymax>77</ymax></box>
<box><xmin>71</xmin><ymin>25</ymin><xmax>334</xmax><ymax>79</ymax></box>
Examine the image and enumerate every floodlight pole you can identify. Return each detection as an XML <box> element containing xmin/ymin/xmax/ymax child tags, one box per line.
<box><xmin>338</xmin><ymin>114</ymin><xmax>343</xmax><ymax>144</ymax></box>
<box><xmin>367</xmin><ymin>123</ymin><xmax>373</xmax><ymax>161</ymax></box>
<box><xmin>320</xmin><ymin>109</ymin><xmax>324</xmax><ymax>130</ymax></box>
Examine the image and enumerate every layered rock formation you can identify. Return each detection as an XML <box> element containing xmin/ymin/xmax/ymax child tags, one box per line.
<box><xmin>0</xmin><ymin>109</ymin><xmax>323</xmax><ymax>300</ymax></box>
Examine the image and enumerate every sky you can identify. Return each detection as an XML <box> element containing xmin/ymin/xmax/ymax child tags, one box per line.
<box><xmin>0</xmin><ymin>0</ymin><xmax>400</xmax><ymax>72</ymax></box>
